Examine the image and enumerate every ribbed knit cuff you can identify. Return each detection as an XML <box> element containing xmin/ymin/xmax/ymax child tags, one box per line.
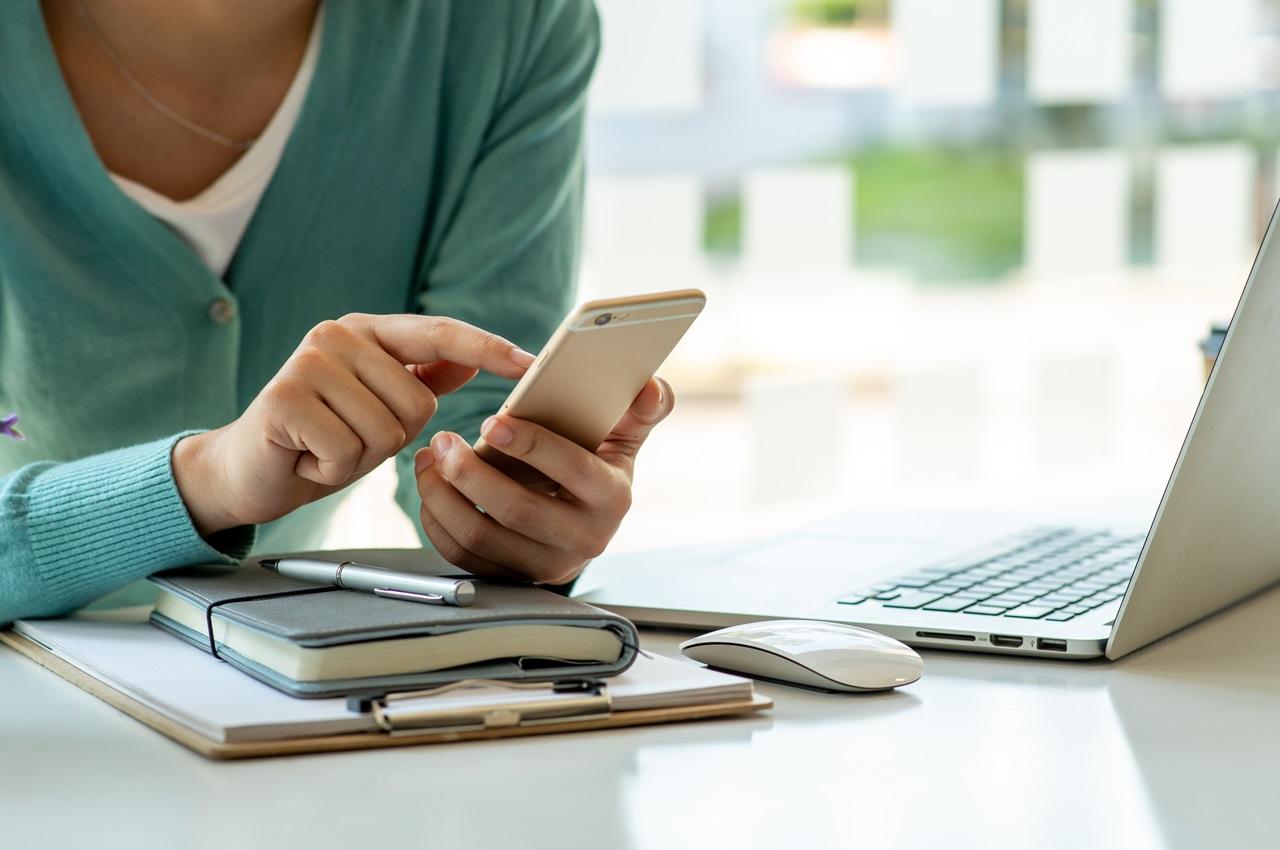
<box><xmin>24</xmin><ymin>432</ymin><xmax>256</xmax><ymax>613</ymax></box>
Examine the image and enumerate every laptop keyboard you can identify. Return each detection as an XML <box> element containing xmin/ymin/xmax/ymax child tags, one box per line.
<box><xmin>837</xmin><ymin>527</ymin><xmax>1141</xmax><ymax>622</ymax></box>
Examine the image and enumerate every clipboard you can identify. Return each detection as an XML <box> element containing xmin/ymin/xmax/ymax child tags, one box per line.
<box><xmin>1</xmin><ymin>631</ymin><xmax>771</xmax><ymax>761</ymax></box>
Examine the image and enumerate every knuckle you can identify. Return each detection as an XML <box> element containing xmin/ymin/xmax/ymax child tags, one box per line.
<box><xmin>304</xmin><ymin>319</ymin><xmax>348</xmax><ymax>349</ymax></box>
<box><xmin>454</xmin><ymin>517</ymin><xmax>487</xmax><ymax>551</ymax></box>
<box><xmin>370</xmin><ymin>427</ymin><xmax>405</xmax><ymax>456</ymax></box>
<box><xmin>422</xmin><ymin>315</ymin><xmax>452</xmax><ymax>338</ymax></box>
<box><xmin>440</xmin><ymin>447</ymin><xmax>470</xmax><ymax>484</ymax></box>
<box><xmin>337</xmin><ymin>429</ymin><xmax>364</xmax><ymax>461</ymax></box>
<box><xmin>545</xmin><ymin>562</ymin><xmax>585</xmax><ymax>586</ymax></box>
<box><xmin>612</xmin><ymin>486</ymin><xmax>633</xmax><ymax>520</ymax></box>
<box><xmin>436</xmin><ymin>537</ymin><xmax>468</xmax><ymax>566</ymax></box>
<box><xmin>502</xmin><ymin>497</ymin><xmax>540</xmax><ymax>532</ymax></box>
<box><xmin>409</xmin><ymin>388</ymin><xmax>438</xmax><ymax>427</ymax></box>
<box><xmin>577</xmin><ymin>530</ymin><xmax>609</xmax><ymax>561</ymax></box>
<box><xmin>337</xmin><ymin>312</ymin><xmax>371</xmax><ymax>327</ymax></box>
<box><xmin>511</xmin><ymin>424</ymin><xmax>540</xmax><ymax>458</ymax></box>
<box><xmin>261</xmin><ymin>378</ymin><xmax>302</xmax><ymax>408</ymax></box>
<box><xmin>288</xmin><ymin>345</ymin><xmax>332</xmax><ymax>376</ymax></box>
<box><xmin>565</xmin><ymin>448</ymin><xmax>596</xmax><ymax>485</ymax></box>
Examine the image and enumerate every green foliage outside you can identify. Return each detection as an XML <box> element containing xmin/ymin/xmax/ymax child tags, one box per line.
<box><xmin>705</xmin><ymin>147</ymin><xmax>1025</xmax><ymax>283</ymax></box>
<box><xmin>787</xmin><ymin>0</ymin><xmax>887</xmax><ymax>27</ymax></box>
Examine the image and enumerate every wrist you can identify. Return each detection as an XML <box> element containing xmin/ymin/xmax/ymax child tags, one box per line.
<box><xmin>172</xmin><ymin>430</ymin><xmax>238</xmax><ymax>537</ymax></box>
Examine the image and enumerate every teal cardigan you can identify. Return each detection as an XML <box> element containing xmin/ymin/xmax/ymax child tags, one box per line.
<box><xmin>0</xmin><ymin>0</ymin><xmax>598</xmax><ymax>623</ymax></box>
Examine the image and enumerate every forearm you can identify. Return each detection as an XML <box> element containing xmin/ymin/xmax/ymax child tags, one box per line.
<box><xmin>0</xmin><ymin>433</ymin><xmax>255</xmax><ymax>625</ymax></box>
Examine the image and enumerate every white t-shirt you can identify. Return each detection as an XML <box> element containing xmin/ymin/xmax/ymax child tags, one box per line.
<box><xmin>110</xmin><ymin>5</ymin><xmax>324</xmax><ymax>277</ymax></box>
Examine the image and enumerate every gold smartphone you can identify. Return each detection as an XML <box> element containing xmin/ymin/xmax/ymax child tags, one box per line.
<box><xmin>475</xmin><ymin>289</ymin><xmax>707</xmax><ymax>491</ymax></box>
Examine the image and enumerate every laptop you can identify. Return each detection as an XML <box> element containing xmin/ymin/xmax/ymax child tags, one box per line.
<box><xmin>579</xmin><ymin>204</ymin><xmax>1280</xmax><ymax>661</ymax></box>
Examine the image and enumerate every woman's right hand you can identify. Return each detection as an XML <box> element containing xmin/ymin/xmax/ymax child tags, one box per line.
<box><xmin>173</xmin><ymin>313</ymin><xmax>534</xmax><ymax>537</ymax></box>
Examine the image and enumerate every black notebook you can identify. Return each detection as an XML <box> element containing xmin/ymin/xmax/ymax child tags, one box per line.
<box><xmin>148</xmin><ymin>549</ymin><xmax>639</xmax><ymax>698</ymax></box>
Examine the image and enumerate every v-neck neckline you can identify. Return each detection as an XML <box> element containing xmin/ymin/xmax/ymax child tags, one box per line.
<box><xmin>2</xmin><ymin>0</ymin><xmax>372</xmax><ymax>298</ymax></box>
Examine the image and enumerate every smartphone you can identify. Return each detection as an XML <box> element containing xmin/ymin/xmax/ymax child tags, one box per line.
<box><xmin>475</xmin><ymin>289</ymin><xmax>706</xmax><ymax>491</ymax></box>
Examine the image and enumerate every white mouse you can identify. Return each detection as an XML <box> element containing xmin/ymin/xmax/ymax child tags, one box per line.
<box><xmin>679</xmin><ymin>619</ymin><xmax>923</xmax><ymax>692</ymax></box>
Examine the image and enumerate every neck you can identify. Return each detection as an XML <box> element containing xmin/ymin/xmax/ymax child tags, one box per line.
<box><xmin>73</xmin><ymin>0</ymin><xmax>319</xmax><ymax>74</ymax></box>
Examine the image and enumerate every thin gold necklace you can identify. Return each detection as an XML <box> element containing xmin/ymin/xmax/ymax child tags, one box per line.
<box><xmin>72</xmin><ymin>0</ymin><xmax>255</xmax><ymax>152</ymax></box>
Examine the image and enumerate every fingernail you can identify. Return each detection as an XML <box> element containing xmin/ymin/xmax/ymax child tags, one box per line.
<box><xmin>481</xmin><ymin>416</ymin><xmax>513</xmax><ymax>447</ymax></box>
<box><xmin>510</xmin><ymin>347</ymin><xmax>536</xmax><ymax>367</ymax></box>
<box><xmin>414</xmin><ymin>448</ymin><xmax>434</xmax><ymax>475</ymax></box>
<box><xmin>655</xmin><ymin>379</ymin><xmax>666</xmax><ymax>409</ymax></box>
<box><xmin>432</xmin><ymin>432</ymin><xmax>455</xmax><ymax>463</ymax></box>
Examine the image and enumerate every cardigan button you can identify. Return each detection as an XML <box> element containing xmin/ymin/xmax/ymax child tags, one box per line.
<box><xmin>207</xmin><ymin>298</ymin><xmax>237</xmax><ymax>325</ymax></box>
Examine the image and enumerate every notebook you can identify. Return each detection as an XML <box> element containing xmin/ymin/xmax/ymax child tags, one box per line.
<box><xmin>3</xmin><ymin>613</ymin><xmax>770</xmax><ymax>759</ymax></box>
<box><xmin>147</xmin><ymin>549</ymin><xmax>640</xmax><ymax>698</ymax></box>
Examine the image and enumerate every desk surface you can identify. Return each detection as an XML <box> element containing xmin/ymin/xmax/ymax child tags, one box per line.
<box><xmin>3</xmin><ymin>585</ymin><xmax>1277</xmax><ymax>850</ymax></box>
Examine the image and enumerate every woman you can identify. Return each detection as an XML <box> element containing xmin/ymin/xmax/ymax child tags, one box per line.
<box><xmin>0</xmin><ymin>0</ymin><xmax>673</xmax><ymax>624</ymax></box>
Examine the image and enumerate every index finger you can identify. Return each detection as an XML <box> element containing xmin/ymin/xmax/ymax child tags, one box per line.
<box><xmin>347</xmin><ymin>314</ymin><xmax>534</xmax><ymax>379</ymax></box>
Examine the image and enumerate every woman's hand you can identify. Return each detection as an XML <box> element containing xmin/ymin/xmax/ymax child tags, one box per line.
<box><xmin>413</xmin><ymin>377</ymin><xmax>675</xmax><ymax>585</ymax></box>
<box><xmin>174</xmin><ymin>313</ymin><xmax>534</xmax><ymax>536</ymax></box>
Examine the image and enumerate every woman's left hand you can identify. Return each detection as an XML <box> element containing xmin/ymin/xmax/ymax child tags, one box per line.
<box><xmin>414</xmin><ymin>377</ymin><xmax>674</xmax><ymax>585</ymax></box>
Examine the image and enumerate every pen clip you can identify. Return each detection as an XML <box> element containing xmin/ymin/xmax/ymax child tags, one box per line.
<box><xmin>373</xmin><ymin>587</ymin><xmax>446</xmax><ymax>605</ymax></box>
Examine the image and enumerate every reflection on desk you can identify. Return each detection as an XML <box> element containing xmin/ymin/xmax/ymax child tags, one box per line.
<box><xmin>4</xmin><ymin>584</ymin><xmax>1280</xmax><ymax>850</ymax></box>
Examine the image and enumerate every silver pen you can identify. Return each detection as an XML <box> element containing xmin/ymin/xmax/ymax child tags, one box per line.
<box><xmin>259</xmin><ymin>558</ymin><xmax>477</xmax><ymax>607</ymax></box>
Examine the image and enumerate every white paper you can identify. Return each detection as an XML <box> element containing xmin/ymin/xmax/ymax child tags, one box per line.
<box><xmin>13</xmin><ymin>617</ymin><xmax>750</xmax><ymax>744</ymax></box>
<box><xmin>1155</xmin><ymin>144</ymin><xmax>1256</xmax><ymax>271</ymax></box>
<box><xmin>1026</xmin><ymin>149</ymin><xmax>1130</xmax><ymax>277</ymax></box>
<box><xmin>892</xmin><ymin>0</ymin><xmax>999</xmax><ymax>107</ymax></box>
<box><xmin>1028</xmin><ymin>0</ymin><xmax>1132</xmax><ymax>104</ymax></box>
<box><xmin>590</xmin><ymin>0</ymin><xmax>701</xmax><ymax>113</ymax></box>
<box><xmin>1160</xmin><ymin>0</ymin><xmax>1255</xmax><ymax>100</ymax></box>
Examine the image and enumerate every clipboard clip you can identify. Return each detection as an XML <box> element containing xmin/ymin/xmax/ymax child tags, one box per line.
<box><xmin>347</xmin><ymin>678</ymin><xmax>612</xmax><ymax>737</ymax></box>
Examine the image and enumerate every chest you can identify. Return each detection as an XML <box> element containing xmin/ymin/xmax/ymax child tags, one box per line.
<box><xmin>40</xmin><ymin>0</ymin><xmax>314</xmax><ymax>200</ymax></box>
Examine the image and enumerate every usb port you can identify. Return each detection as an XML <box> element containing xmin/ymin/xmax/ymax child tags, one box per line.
<box><xmin>989</xmin><ymin>634</ymin><xmax>1023</xmax><ymax>648</ymax></box>
<box><xmin>1036</xmin><ymin>638</ymin><xmax>1068</xmax><ymax>652</ymax></box>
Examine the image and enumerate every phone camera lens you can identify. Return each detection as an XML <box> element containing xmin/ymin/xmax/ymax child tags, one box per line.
<box><xmin>594</xmin><ymin>313</ymin><xmax>612</xmax><ymax>326</ymax></box>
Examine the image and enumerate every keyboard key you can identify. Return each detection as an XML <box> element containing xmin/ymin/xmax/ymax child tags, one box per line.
<box><xmin>963</xmin><ymin>605</ymin><xmax>1009</xmax><ymax>615</ymax></box>
<box><xmin>893</xmin><ymin>575</ymin><xmax>937</xmax><ymax>588</ymax></box>
<box><xmin>1045</xmin><ymin>612</ymin><xmax>1077</xmax><ymax>621</ymax></box>
<box><xmin>880</xmin><ymin>591</ymin><xmax>946</xmax><ymax>609</ymax></box>
<box><xmin>1094</xmin><ymin>600</ymin><xmax>1123</xmax><ymax>620</ymax></box>
<box><xmin>923</xmin><ymin>598</ymin><xmax>977</xmax><ymax>612</ymax></box>
<box><xmin>874</xmin><ymin>590</ymin><xmax>902</xmax><ymax>600</ymax></box>
<box><xmin>836</xmin><ymin>595</ymin><xmax>867</xmax><ymax>605</ymax></box>
<box><xmin>1005</xmin><ymin>605</ymin><xmax>1056</xmax><ymax>619</ymax></box>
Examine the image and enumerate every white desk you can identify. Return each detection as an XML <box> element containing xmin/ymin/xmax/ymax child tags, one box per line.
<box><xmin>3</xmin><ymin>585</ymin><xmax>1277</xmax><ymax>850</ymax></box>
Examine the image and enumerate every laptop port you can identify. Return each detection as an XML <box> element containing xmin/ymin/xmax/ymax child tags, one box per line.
<box><xmin>989</xmin><ymin>634</ymin><xmax>1023</xmax><ymax>648</ymax></box>
<box><xmin>1036</xmin><ymin>638</ymin><xmax>1068</xmax><ymax>652</ymax></box>
<box><xmin>914</xmin><ymin>631</ymin><xmax>977</xmax><ymax>642</ymax></box>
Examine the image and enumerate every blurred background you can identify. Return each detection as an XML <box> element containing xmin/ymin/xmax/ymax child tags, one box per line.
<box><xmin>329</xmin><ymin>0</ymin><xmax>1275</xmax><ymax>553</ymax></box>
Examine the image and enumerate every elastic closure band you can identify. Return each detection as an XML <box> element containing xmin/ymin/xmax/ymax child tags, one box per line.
<box><xmin>203</xmin><ymin>587</ymin><xmax>339</xmax><ymax>659</ymax></box>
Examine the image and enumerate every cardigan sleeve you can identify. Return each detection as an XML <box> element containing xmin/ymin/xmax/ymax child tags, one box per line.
<box><xmin>0</xmin><ymin>433</ymin><xmax>256</xmax><ymax>625</ymax></box>
<box><xmin>393</xmin><ymin>0</ymin><xmax>599</xmax><ymax>540</ymax></box>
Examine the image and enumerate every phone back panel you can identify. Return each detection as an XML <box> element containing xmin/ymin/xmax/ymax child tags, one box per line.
<box><xmin>475</xmin><ymin>291</ymin><xmax>704</xmax><ymax>490</ymax></box>
<box><xmin>504</xmin><ymin>294</ymin><xmax>703</xmax><ymax>449</ymax></box>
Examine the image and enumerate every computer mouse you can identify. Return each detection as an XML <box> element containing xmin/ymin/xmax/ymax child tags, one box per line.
<box><xmin>679</xmin><ymin>619</ymin><xmax>923</xmax><ymax>692</ymax></box>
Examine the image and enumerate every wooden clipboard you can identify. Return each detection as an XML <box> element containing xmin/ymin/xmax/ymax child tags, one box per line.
<box><xmin>1</xmin><ymin>631</ymin><xmax>772</xmax><ymax>761</ymax></box>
